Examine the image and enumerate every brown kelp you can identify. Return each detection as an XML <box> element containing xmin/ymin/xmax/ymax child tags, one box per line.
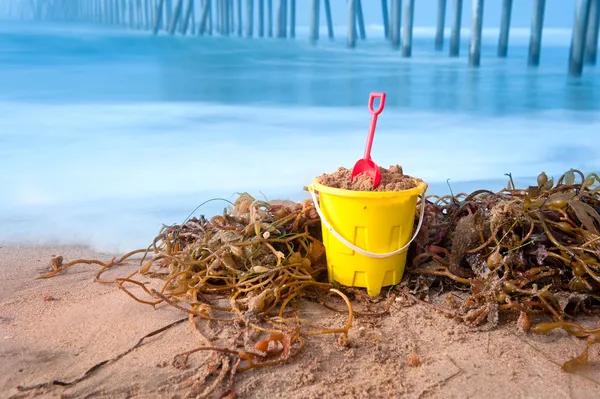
<box><xmin>409</xmin><ymin>169</ymin><xmax>600</xmax><ymax>370</ymax></box>
<box><xmin>30</xmin><ymin>168</ymin><xmax>600</xmax><ymax>394</ymax></box>
<box><xmin>35</xmin><ymin>194</ymin><xmax>352</xmax><ymax>398</ymax></box>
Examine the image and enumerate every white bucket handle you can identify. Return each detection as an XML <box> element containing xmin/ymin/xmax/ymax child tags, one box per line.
<box><xmin>308</xmin><ymin>185</ymin><xmax>428</xmax><ymax>259</ymax></box>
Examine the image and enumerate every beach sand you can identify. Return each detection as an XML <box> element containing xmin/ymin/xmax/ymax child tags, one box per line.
<box><xmin>1</xmin><ymin>245</ymin><xmax>600</xmax><ymax>398</ymax></box>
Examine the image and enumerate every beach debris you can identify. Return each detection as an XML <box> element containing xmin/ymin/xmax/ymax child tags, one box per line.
<box><xmin>36</xmin><ymin>193</ymin><xmax>352</xmax><ymax>398</ymax></box>
<box><xmin>31</xmin><ymin>168</ymin><xmax>600</xmax><ymax>393</ymax></box>
<box><xmin>409</xmin><ymin>169</ymin><xmax>600</xmax><ymax>372</ymax></box>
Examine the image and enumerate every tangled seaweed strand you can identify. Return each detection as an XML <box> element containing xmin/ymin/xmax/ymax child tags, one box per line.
<box><xmin>410</xmin><ymin>169</ymin><xmax>600</xmax><ymax>371</ymax></box>
<box><xmin>38</xmin><ymin>193</ymin><xmax>353</xmax><ymax>398</ymax></box>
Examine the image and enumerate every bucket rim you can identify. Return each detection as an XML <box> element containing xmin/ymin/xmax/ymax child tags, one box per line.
<box><xmin>311</xmin><ymin>178</ymin><xmax>427</xmax><ymax>198</ymax></box>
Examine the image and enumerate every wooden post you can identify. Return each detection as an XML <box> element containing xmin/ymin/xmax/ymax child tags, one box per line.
<box><xmin>309</xmin><ymin>0</ymin><xmax>319</xmax><ymax>44</ymax></box>
<box><xmin>324</xmin><ymin>0</ymin><xmax>334</xmax><ymax>39</ymax></box>
<box><xmin>236</xmin><ymin>0</ymin><xmax>242</xmax><ymax>36</ymax></box>
<box><xmin>267</xmin><ymin>0</ymin><xmax>272</xmax><ymax>37</ymax></box>
<box><xmin>282</xmin><ymin>0</ymin><xmax>288</xmax><ymax>37</ymax></box>
<box><xmin>137</xmin><ymin>0</ymin><xmax>144</xmax><ymax>29</ymax></box>
<box><xmin>144</xmin><ymin>0</ymin><xmax>151</xmax><ymax>30</ymax></box>
<box><xmin>528</xmin><ymin>0</ymin><xmax>546</xmax><ymax>66</ymax></box>
<box><xmin>449</xmin><ymin>0</ymin><xmax>462</xmax><ymax>57</ymax></box>
<box><xmin>585</xmin><ymin>0</ymin><xmax>599</xmax><ymax>64</ymax></box>
<box><xmin>219</xmin><ymin>0</ymin><xmax>224</xmax><ymax>33</ymax></box>
<box><xmin>290</xmin><ymin>0</ymin><xmax>295</xmax><ymax>38</ymax></box>
<box><xmin>390</xmin><ymin>0</ymin><xmax>401</xmax><ymax>50</ymax></box>
<box><xmin>381</xmin><ymin>0</ymin><xmax>390</xmax><ymax>39</ymax></box>
<box><xmin>276</xmin><ymin>0</ymin><xmax>285</xmax><ymax>38</ymax></box>
<box><xmin>180</xmin><ymin>0</ymin><xmax>194</xmax><ymax>34</ymax></box>
<box><xmin>348</xmin><ymin>0</ymin><xmax>357</xmax><ymax>48</ymax></box>
<box><xmin>469</xmin><ymin>0</ymin><xmax>484</xmax><ymax>66</ymax></box>
<box><xmin>498</xmin><ymin>0</ymin><xmax>512</xmax><ymax>57</ymax></box>
<box><xmin>258</xmin><ymin>0</ymin><xmax>264</xmax><ymax>36</ymax></box>
<box><xmin>153</xmin><ymin>0</ymin><xmax>165</xmax><ymax>34</ymax></box>
<box><xmin>199</xmin><ymin>0</ymin><xmax>210</xmax><ymax>34</ymax></box>
<box><xmin>246</xmin><ymin>0</ymin><xmax>253</xmax><ymax>37</ymax></box>
<box><xmin>168</xmin><ymin>0</ymin><xmax>183</xmax><ymax>34</ymax></box>
<box><xmin>356</xmin><ymin>0</ymin><xmax>366</xmax><ymax>40</ymax></box>
<box><xmin>569</xmin><ymin>0</ymin><xmax>592</xmax><ymax>76</ymax></box>
<box><xmin>435</xmin><ymin>0</ymin><xmax>446</xmax><ymax>50</ymax></box>
<box><xmin>402</xmin><ymin>0</ymin><xmax>414</xmax><ymax>57</ymax></box>
<box><xmin>230</xmin><ymin>0</ymin><xmax>235</xmax><ymax>34</ymax></box>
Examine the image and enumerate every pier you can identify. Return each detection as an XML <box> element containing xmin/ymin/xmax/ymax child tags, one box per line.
<box><xmin>6</xmin><ymin>0</ymin><xmax>600</xmax><ymax>76</ymax></box>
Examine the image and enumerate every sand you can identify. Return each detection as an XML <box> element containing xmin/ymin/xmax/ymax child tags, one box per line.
<box><xmin>2</xmin><ymin>245</ymin><xmax>600</xmax><ymax>399</ymax></box>
<box><xmin>316</xmin><ymin>165</ymin><xmax>418</xmax><ymax>192</ymax></box>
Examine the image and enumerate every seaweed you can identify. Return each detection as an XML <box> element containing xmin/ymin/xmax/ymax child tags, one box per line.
<box><xmin>409</xmin><ymin>169</ymin><xmax>600</xmax><ymax>371</ymax></box>
<box><xmin>36</xmin><ymin>193</ymin><xmax>352</xmax><ymax>398</ymax></box>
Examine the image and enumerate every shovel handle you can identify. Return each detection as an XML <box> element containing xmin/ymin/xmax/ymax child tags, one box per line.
<box><xmin>363</xmin><ymin>92</ymin><xmax>386</xmax><ymax>160</ymax></box>
<box><xmin>368</xmin><ymin>92</ymin><xmax>386</xmax><ymax>115</ymax></box>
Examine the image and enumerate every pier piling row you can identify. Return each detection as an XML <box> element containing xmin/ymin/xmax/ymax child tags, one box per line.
<box><xmin>17</xmin><ymin>0</ymin><xmax>600</xmax><ymax>76</ymax></box>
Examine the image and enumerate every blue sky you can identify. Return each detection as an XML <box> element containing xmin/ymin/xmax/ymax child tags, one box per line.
<box><xmin>298</xmin><ymin>0</ymin><xmax>578</xmax><ymax>29</ymax></box>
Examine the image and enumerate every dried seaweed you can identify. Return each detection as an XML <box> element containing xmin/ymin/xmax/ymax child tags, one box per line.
<box><xmin>409</xmin><ymin>169</ymin><xmax>600</xmax><ymax>371</ymax></box>
<box><xmin>38</xmin><ymin>193</ymin><xmax>353</xmax><ymax>397</ymax></box>
<box><xmin>34</xmin><ymin>169</ymin><xmax>600</xmax><ymax>390</ymax></box>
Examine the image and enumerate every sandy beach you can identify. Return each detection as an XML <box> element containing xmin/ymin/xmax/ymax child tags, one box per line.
<box><xmin>0</xmin><ymin>245</ymin><xmax>599</xmax><ymax>398</ymax></box>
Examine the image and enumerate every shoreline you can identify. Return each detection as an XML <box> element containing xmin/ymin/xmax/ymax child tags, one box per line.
<box><xmin>1</xmin><ymin>244</ymin><xmax>600</xmax><ymax>398</ymax></box>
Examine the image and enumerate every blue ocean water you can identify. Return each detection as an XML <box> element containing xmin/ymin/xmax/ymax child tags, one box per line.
<box><xmin>1</xmin><ymin>21</ymin><xmax>599</xmax><ymax>252</ymax></box>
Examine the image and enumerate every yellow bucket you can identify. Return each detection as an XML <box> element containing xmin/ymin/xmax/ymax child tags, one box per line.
<box><xmin>309</xmin><ymin>179</ymin><xmax>428</xmax><ymax>297</ymax></box>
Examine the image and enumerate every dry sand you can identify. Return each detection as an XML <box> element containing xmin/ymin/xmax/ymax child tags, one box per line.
<box><xmin>2</xmin><ymin>245</ymin><xmax>600</xmax><ymax>399</ymax></box>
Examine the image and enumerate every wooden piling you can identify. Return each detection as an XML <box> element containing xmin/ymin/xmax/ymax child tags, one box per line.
<box><xmin>180</xmin><ymin>0</ymin><xmax>194</xmax><ymax>34</ymax></box>
<box><xmin>390</xmin><ymin>0</ymin><xmax>401</xmax><ymax>50</ymax></box>
<box><xmin>402</xmin><ymin>0</ymin><xmax>414</xmax><ymax>57</ymax></box>
<box><xmin>356</xmin><ymin>0</ymin><xmax>366</xmax><ymax>40</ymax></box>
<box><xmin>435</xmin><ymin>0</ymin><xmax>446</xmax><ymax>50</ymax></box>
<box><xmin>381</xmin><ymin>0</ymin><xmax>390</xmax><ymax>39</ymax></box>
<box><xmin>569</xmin><ymin>0</ymin><xmax>592</xmax><ymax>76</ymax></box>
<box><xmin>528</xmin><ymin>0</ymin><xmax>546</xmax><ymax>66</ymax></box>
<box><xmin>245</xmin><ymin>0</ymin><xmax>253</xmax><ymax>37</ymax></box>
<box><xmin>282</xmin><ymin>0</ymin><xmax>288</xmax><ymax>38</ymax></box>
<box><xmin>237</xmin><ymin>0</ymin><xmax>242</xmax><ymax>36</ymax></box>
<box><xmin>324</xmin><ymin>0</ymin><xmax>334</xmax><ymax>39</ymax></box>
<box><xmin>309</xmin><ymin>0</ymin><xmax>319</xmax><ymax>44</ymax></box>
<box><xmin>137</xmin><ymin>0</ymin><xmax>144</xmax><ymax>29</ymax></box>
<box><xmin>348</xmin><ymin>0</ymin><xmax>357</xmax><ymax>48</ymax></box>
<box><xmin>152</xmin><ymin>0</ymin><xmax>165</xmax><ymax>34</ymax></box>
<box><xmin>199</xmin><ymin>0</ymin><xmax>210</xmax><ymax>34</ymax></box>
<box><xmin>290</xmin><ymin>0</ymin><xmax>296</xmax><ymax>38</ymax></box>
<box><xmin>267</xmin><ymin>0</ymin><xmax>272</xmax><ymax>37</ymax></box>
<box><xmin>275</xmin><ymin>0</ymin><xmax>282</xmax><ymax>37</ymax></box>
<box><xmin>168</xmin><ymin>0</ymin><xmax>183</xmax><ymax>34</ymax></box>
<box><xmin>144</xmin><ymin>0</ymin><xmax>151</xmax><ymax>30</ymax></box>
<box><xmin>449</xmin><ymin>0</ymin><xmax>462</xmax><ymax>57</ymax></box>
<box><xmin>469</xmin><ymin>0</ymin><xmax>484</xmax><ymax>66</ymax></box>
<box><xmin>498</xmin><ymin>0</ymin><xmax>512</xmax><ymax>57</ymax></box>
<box><xmin>258</xmin><ymin>0</ymin><xmax>264</xmax><ymax>36</ymax></box>
<box><xmin>585</xmin><ymin>0</ymin><xmax>599</xmax><ymax>64</ymax></box>
<box><xmin>230</xmin><ymin>0</ymin><xmax>235</xmax><ymax>34</ymax></box>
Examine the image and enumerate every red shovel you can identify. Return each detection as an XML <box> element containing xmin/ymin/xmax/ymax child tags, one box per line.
<box><xmin>350</xmin><ymin>92</ymin><xmax>387</xmax><ymax>188</ymax></box>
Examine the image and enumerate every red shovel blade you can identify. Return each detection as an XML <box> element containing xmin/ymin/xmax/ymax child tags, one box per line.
<box><xmin>350</xmin><ymin>92</ymin><xmax>386</xmax><ymax>188</ymax></box>
<box><xmin>351</xmin><ymin>158</ymin><xmax>381</xmax><ymax>187</ymax></box>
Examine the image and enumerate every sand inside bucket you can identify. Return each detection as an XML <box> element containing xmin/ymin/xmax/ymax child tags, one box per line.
<box><xmin>316</xmin><ymin>165</ymin><xmax>420</xmax><ymax>192</ymax></box>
